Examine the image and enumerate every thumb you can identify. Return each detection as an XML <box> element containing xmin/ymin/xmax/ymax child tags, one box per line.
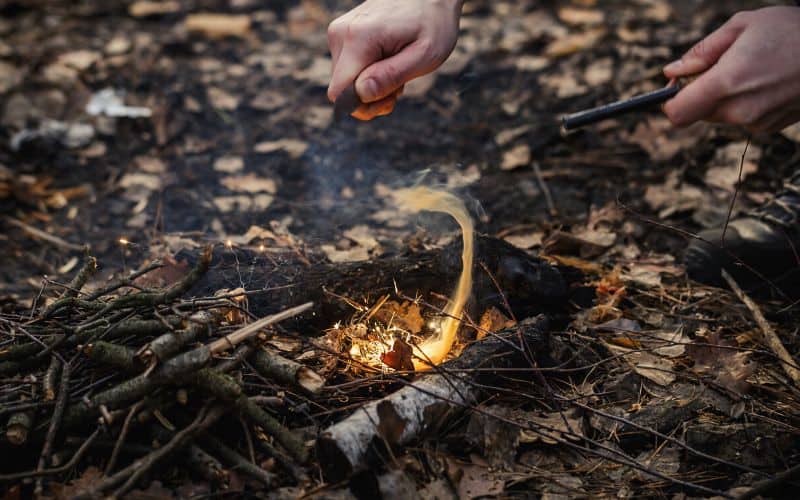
<box><xmin>355</xmin><ymin>40</ymin><xmax>435</xmax><ymax>103</ymax></box>
<box><xmin>663</xmin><ymin>16</ymin><xmax>744</xmax><ymax>78</ymax></box>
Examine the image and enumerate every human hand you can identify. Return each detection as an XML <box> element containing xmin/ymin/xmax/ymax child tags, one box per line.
<box><xmin>327</xmin><ymin>0</ymin><xmax>462</xmax><ymax>121</ymax></box>
<box><xmin>663</xmin><ymin>6</ymin><xmax>800</xmax><ymax>133</ymax></box>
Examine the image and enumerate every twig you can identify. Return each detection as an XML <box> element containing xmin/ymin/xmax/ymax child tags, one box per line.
<box><xmin>105</xmin><ymin>400</ymin><xmax>144</xmax><ymax>474</ymax></box>
<box><xmin>5</xmin><ymin>216</ymin><xmax>85</xmax><ymax>252</ymax></box>
<box><xmin>207</xmin><ymin>302</ymin><xmax>313</xmax><ymax>355</ymax></box>
<box><xmin>78</xmin><ymin>405</ymin><xmax>226</xmax><ymax>499</ymax></box>
<box><xmin>200</xmin><ymin>433</ymin><xmax>276</xmax><ymax>487</ymax></box>
<box><xmin>721</xmin><ymin>137</ymin><xmax>750</xmax><ymax>246</ymax></box>
<box><xmin>34</xmin><ymin>359</ymin><xmax>70</xmax><ymax>495</ymax></box>
<box><xmin>0</xmin><ymin>426</ymin><xmax>102</xmax><ymax>482</ymax></box>
<box><xmin>532</xmin><ymin>161</ymin><xmax>558</xmax><ymax>216</ymax></box>
<box><xmin>721</xmin><ymin>269</ymin><xmax>800</xmax><ymax>387</ymax></box>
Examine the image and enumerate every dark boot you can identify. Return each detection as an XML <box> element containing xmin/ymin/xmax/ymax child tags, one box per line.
<box><xmin>684</xmin><ymin>171</ymin><xmax>800</xmax><ymax>292</ymax></box>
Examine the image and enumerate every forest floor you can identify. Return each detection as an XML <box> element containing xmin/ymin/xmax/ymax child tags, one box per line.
<box><xmin>2</xmin><ymin>0</ymin><xmax>800</xmax><ymax>498</ymax></box>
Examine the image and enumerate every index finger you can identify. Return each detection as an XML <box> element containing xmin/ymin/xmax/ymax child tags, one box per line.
<box><xmin>663</xmin><ymin>69</ymin><xmax>726</xmax><ymax>126</ymax></box>
<box><xmin>327</xmin><ymin>41</ymin><xmax>380</xmax><ymax>103</ymax></box>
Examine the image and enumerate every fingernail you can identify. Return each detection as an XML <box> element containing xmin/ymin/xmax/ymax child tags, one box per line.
<box><xmin>358</xmin><ymin>78</ymin><xmax>379</xmax><ymax>101</ymax></box>
<box><xmin>663</xmin><ymin>59</ymin><xmax>682</xmax><ymax>73</ymax></box>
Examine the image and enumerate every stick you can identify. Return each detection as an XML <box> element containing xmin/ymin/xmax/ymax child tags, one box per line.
<box><xmin>5</xmin><ymin>216</ymin><xmax>85</xmax><ymax>252</ymax></box>
<box><xmin>0</xmin><ymin>426</ymin><xmax>102</xmax><ymax>482</ymax></box>
<box><xmin>34</xmin><ymin>359</ymin><xmax>70</xmax><ymax>496</ymax></box>
<box><xmin>208</xmin><ymin>302</ymin><xmax>313</xmax><ymax>354</ymax></box>
<box><xmin>250</xmin><ymin>348</ymin><xmax>325</xmax><ymax>395</ymax></box>
<box><xmin>74</xmin><ymin>405</ymin><xmax>225</xmax><ymax>499</ymax></box>
<box><xmin>200</xmin><ymin>433</ymin><xmax>276</xmax><ymax>487</ymax></box>
<box><xmin>721</xmin><ymin>269</ymin><xmax>800</xmax><ymax>387</ymax></box>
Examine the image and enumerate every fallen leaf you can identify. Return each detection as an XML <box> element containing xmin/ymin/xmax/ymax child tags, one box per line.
<box><xmin>221</xmin><ymin>173</ymin><xmax>277</xmax><ymax>194</ymax></box>
<box><xmin>626</xmin><ymin>116</ymin><xmax>707</xmax><ymax>162</ymax></box>
<box><xmin>380</xmin><ymin>337</ymin><xmax>415</xmax><ymax>371</ymax></box>
<box><xmin>495</xmin><ymin>125</ymin><xmax>531</xmax><ymax>147</ymax></box>
<box><xmin>686</xmin><ymin>330</ymin><xmax>755</xmax><ymax>395</ymax></box>
<box><xmin>119</xmin><ymin>172</ymin><xmax>162</xmax><ymax>191</ymax></box>
<box><xmin>254</xmin><ymin>139</ymin><xmax>308</xmax><ymax>159</ymax></box>
<box><xmin>456</xmin><ymin>464</ymin><xmax>505</xmax><ymax>500</ymax></box>
<box><xmin>500</xmin><ymin>144</ymin><xmax>531</xmax><ymax>171</ymax></box>
<box><xmin>544</xmin><ymin>27</ymin><xmax>606</xmax><ymax>57</ymax></box>
<box><xmin>207</xmin><ymin>87</ymin><xmax>239</xmax><ymax>111</ymax></box>
<box><xmin>213</xmin><ymin>194</ymin><xmax>274</xmax><ymax>213</ymax></box>
<box><xmin>704</xmin><ymin>142</ymin><xmax>761</xmax><ymax>193</ymax></box>
<box><xmin>185</xmin><ymin>13</ymin><xmax>252</xmax><ymax>39</ymax></box>
<box><xmin>477</xmin><ymin>307</ymin><xmax>516</xmax><ymax>339</ymax></box>
<box><xmin>129</xmin><ymin>0</ymin><xmax>180</xmax><ymax>17</ymax></box>
<box><xmin>502</xmin><ymin>231</ymin><xmax>543</xmax><ymax>249</ymax></box>
<box><xmin>213</xmin><ymin>155</ymin><xmax>244</xmax><ymax>173</ymax></box>
<box><xmin>557</xmin><ymin>7</ymin><xmax>604</xmax><ymax>25</ymax></box>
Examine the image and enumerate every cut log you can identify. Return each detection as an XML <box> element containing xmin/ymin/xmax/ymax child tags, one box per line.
<box><xmin>190</xmin><ymin>235</ymin><xmax>568</xmax><ymax>327</ymax></box>
<box><xmin>315</xmin><ymin>315</ymin><xmax>549</xmax><ymax>480</ymax></box>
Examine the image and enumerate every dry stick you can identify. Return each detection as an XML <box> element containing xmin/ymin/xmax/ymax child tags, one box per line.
<box><xmin>5</xmin><ymin>216</ymin><xmax>85</xmax><ymax>252</ymax></box>
<box><xmin>200</xmin><ymin>433</ymin><xmax>277</xmax><ymax>487</ymax></box>
<box><xmin>76</xmin><ymin>405</ymin><xmax>225</xmax><ymax>500</ymax></box>
<box><xmin>532</xmin><ymin>160</ymin><xmax>558</xmax><ymax>216</ymax></box>
<box><xmin>80</xmin><ymin>339</ymin><xmax>308</xmax><ymax>463</ymax></box>
<box><xmin>722</xmin><ymin>269</ymin><xmax>800</xmax><ymax>387</ymax></box>
<box><xmin>105</xmin><ymin>400</ymin><xmax>145</xmax><ymax>475</ymax></box>
<box><xmin>92</xmin><ymin>246</ymin><xmax>213</xmax><ymax>318</ymax></box>
<box><xmin>207</xmin><ymin>302</ymin><xmax>313</xmax><ymax>354</ymax></box>
<box><xmin>0</xmin><ymin>426</ymin><xmax>102</xmax><ymax>482</ymax></box>
<box><xmin>250</xmin><ymin>348</ymin><xmax>325</xmax><ymax>395</ymax></box>
<box><xmin>34</xmin><ymin>359</ymin><xmax>70</xmax><ymax>495</ymax></box>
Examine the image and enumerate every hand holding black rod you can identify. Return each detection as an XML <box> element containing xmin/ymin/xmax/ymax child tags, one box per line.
<box><xmin>561</xmin><ymin>84</ymin><xmax>681</xmax><ymax>131</ymax></box>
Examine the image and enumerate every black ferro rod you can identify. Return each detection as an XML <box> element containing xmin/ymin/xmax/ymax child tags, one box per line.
<box><xmin>561</xmin><ymin>84</ymin><xmax>681</xmax><ymax>130</ymax></box>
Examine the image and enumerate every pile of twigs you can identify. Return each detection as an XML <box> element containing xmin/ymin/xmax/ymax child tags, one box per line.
<box><xmin>0</xmin><ymin>248</ymin><xmax>320</xmax><ymax>498</ymax></box>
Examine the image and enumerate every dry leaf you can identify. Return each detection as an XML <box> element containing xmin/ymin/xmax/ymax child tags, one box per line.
<box><xmin>557</xmin><ymin>7</ymin><xmax>604</xmax><ymax>25</ymax></box>
<box><xmin>502</xmin><ymin>231</ymin><xmax>543</xmax><ymax>249</ymax></box>
<box><xmin>128</xmin><ymin>1</ymin><xmax>180</xmax><ymax>17</ymax></box>
<box><xmin>254</xmin><ymin>139</ymin><xmax>308</xmax><ymax>159</ymax></box>
<box><xmin>544</xmin><ymin>27</ymin><xmax>606</xmax><ymax>57</ymax></box>
<box><xmin>500</xmin><ymin>144</ymin><xmax>531</xmax><ymax>171</ymax></box>
<box><xmin>213</xmin><ymin>155</ymin><xmax>244</xmax><ymax>173</ymax></box>
<box><xmin>207</xmin><ymin>87</ymin><xmax>239</xmax><ymax>110</ymax></box>
<box><xmin>495</xmin><ymin>125</ymin><xmax>531</xmax><ymax>147</ymax></box>
<box><xmin>704</xmin><ymin>142</ymin><xmax>760</xmax><ymax>193</ymax></box>
<box><xmin>185</xmin><ymin>13</ymin><xmax>252</xmax><ymax>39</ymax></box>
<box><xmin>213</xmin><ymin>194</ymin><xmax>274</xmax><ymax>213</ymax></box>
<box><xmin>221</xmin><ymin>173</ymin><xmax>277</xmax><ymax>194</ymax></box>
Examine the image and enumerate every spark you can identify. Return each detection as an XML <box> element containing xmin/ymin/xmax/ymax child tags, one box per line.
<box><xmin>118</xmin><ymin>237</ymin><xmax>130</xmax><ymax>246</ymax></box>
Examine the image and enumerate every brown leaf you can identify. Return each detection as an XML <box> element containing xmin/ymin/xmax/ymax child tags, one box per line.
<box><xmin>376</xmin><ymin>400</ymin><xmax>406</xmax><ymax>446</ymax></box>
<box><xmin>686</xmin><ymin>331</ymin><xmax>755</xmax><ymax>395</ymax></box>
<box><xmin>380</xmin><ymin>337</ymin><xmax>415</xmax><ymax>372</ymax></box>
<box><xmin>133</xmin><ymin>255</ymin><xmax>189</xmax><ymax>289</ymax></box>
<box><xmin>185</xmin><ymin>13</ymin><xmax>251</xmax><ymax>39</ymax></box>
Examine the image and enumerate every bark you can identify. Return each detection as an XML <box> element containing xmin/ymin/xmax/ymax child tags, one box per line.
<box><xmin>315</xmin><ymin>315</ymin><xmax>550</xmax><ymax>480</ymax></box>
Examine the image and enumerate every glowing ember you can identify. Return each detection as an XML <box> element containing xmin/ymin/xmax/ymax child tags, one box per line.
<box><xmin>393</xmin><ymin>186</ymin><xmax>474</xmax><ymax>371</ymax></box>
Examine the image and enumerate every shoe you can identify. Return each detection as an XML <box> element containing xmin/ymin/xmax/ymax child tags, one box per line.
<box><xmin>684</xmin><ymin>171</ymin><xmax>800</xmax><ymax>291</ymax></box>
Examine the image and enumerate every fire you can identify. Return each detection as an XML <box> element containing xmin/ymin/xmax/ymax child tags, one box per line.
<box><xmin>393</xmin><ymin>187</ymin><xmax>474</xmax><ymax>371</ymax></box>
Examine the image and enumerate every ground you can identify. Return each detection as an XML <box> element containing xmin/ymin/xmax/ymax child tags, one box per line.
<box><xmin>2</xmin><ymin>0</ymin><xmax>800</xmax><ymax>498</ymax></box>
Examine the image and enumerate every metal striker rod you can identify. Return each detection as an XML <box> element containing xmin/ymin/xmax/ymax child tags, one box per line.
<box><xmin>561</xmin><ymin>84</ymin><xmax>681</xmax><ymax>130</ymax></box>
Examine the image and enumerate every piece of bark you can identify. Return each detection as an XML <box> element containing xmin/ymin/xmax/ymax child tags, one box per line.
<box><xmin>251</xmin><ymin>348</ymin><xmax>325</xmax><ymax>395</ymax></box>
<box><xmin>189</xmin><ymin>235</ymin><xmax>567</xmax><ymax>326</ymax></box>
<box><xmin>315</xmin><ymin>316</ymin><xmax>550</xmax><ymax>480</ymax></box>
